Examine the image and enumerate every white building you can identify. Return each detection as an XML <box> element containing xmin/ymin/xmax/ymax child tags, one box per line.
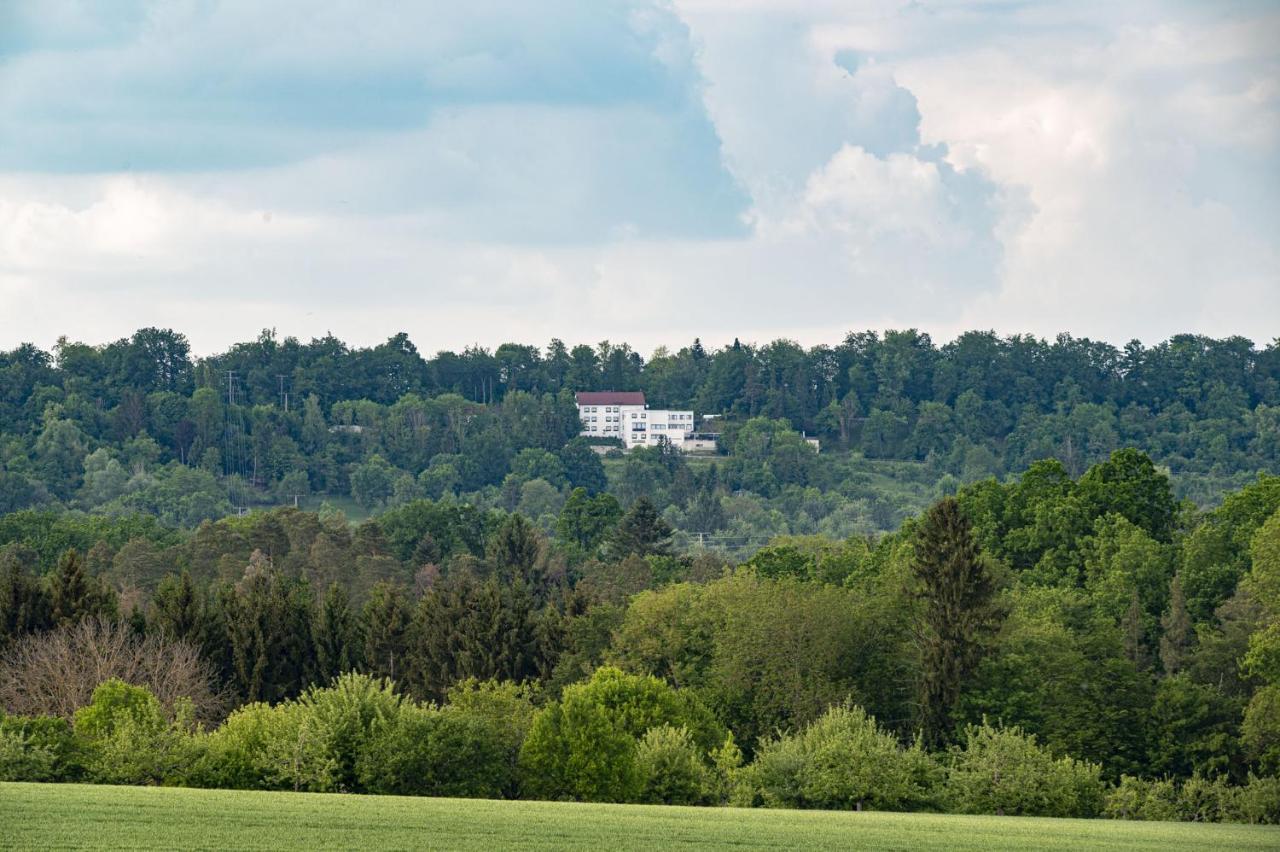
<box><xmin>575</xmin><ymin>391</ymin><xmax>695</xmax><ymax>451</ymax></box>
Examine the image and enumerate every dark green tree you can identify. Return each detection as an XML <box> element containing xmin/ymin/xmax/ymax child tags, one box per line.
<box><xmin>0</xmin><ymin>548</ymin><xmax>51</xmax><ymax>647</ymax></box>
<box><xmin>609</xmin><ymin>497</ymin><xmax>673</xmax><ymax>558</ymax></box>
<box><xmin>912</xmin><ymin>497</ymin><xmax>1003</xmax><ymax>747</ymax></box>
<box><xmin>1160</xmin><ymin>574</ymin><xmax>1194</xmax><ymax>676</ymax></box>
<box><xmin>362</xmin><ymin>581</ymin><xmax>412</xmax><ymax>683</ymax></box>
<box><xmin>313</xmin><ymin>582</ymin><xmax>363</xmax><ymax>681</ymax></box>
<box><xmin>48</xmin><ymin>548</ymin><xmax>115</xmax><ymax>626</ymax></box>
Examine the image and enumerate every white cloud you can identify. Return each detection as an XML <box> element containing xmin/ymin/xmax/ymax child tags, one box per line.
<box><xmin>0</xmin><ymin>0</ymin><xmax>1277</xmax><ymax>355</ymax></box>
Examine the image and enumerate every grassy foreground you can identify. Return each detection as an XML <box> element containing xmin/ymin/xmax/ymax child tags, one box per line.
<box><xmin>1</xmin><ymin>783</ymin><xmax>1277</xmax><ymax>851</ymax></box>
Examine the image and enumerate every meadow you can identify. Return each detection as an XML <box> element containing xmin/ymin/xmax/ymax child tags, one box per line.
<box><xmin>2</xmin><ymin>782</ymin><xmax>1277</xmax><ymax>851</ymax></box>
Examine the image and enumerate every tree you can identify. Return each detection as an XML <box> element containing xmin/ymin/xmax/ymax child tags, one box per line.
<box><xmin>558</xmin><ymin>439</ymin><xmax>608</xmax><ymax>494</ymax></box>
<box><xmin>0</xmin><ymin>550</ymin><xmax>51</xmax><ymax>648</ymax></box>
<box><xmin>410</xmin><ymin>574</ymin><xmax>543</xmax><ymax>701</ymax></box>
<box><xmin>314</xmin><ymin>583</ymin><xmax>362</xmax><ymax>681</ymax></box>
<box><xmin>519</xmin><ymin>666</ymin><xmax>722</xmax><ymax>802</ymax></box>
<box><xmin>0</xmin><ymin>617</ymin><xmax>221</xmax><ymax>721</ymax></box>
<box><xmin>362</xmin><ymin>582</ymin><xmax>412</xmax><ymax>683</ymax></box>
<box><xmin>48</xmin><ymin>549</ymin><xmax>115</xmax><ymax>626</ymax></box>
<box><xmin>1161</xmin><ymin>574</ymin><xmax>1194</xmax><ymax>676</ymax></box>
<box><xmin>609</xmin><ymin>497</ymin><xmax>673</xmax><ymax>558</ymax></box>
<box><xmin>486</xmin><ymin>513</ymin><xmax>543</xmax><ymax>589</ymax></box>
<box><xmin>149</xmin><ymin>571</ymin><xmax>206</xmax><ymax>645</ymax></box>
<box><xmin>556</xmin><ymin>488</ymin><xmax>622</xmax><ymax>553</ymax></box>
<box><xmin>912</xmin><ymin>498</ymin><xmax>1003</xmax><ymax>747</ymax></box>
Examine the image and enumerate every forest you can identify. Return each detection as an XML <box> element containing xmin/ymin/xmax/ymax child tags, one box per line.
<box><xmin>1</xmin><ymin>328</ymin><xmax>1280</xmax><ymax>823</ymax></box>
<box><xmin>1</xmin><ymin>328</ymin><xmax>1278</xmax><ymax>549</ymax></box>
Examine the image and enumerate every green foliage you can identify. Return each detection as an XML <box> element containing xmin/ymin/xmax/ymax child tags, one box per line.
<box><xmin>944</xmin><ymin>720</ymin><xmax>1105</xmax><ymax>818</ymax></box>
<box><xmin>634</xmin><ymin>724</ymin><xmax>711</xmax><ymax>805</ymax></box>
<box><xmin>357</xmin><ymin>701</ymin><xmax>509</xmax><ymax>798</ymax></box>
<box><xmin>519</xmin><ymin>666</ymin><xmax>723</xmax><ymax>802</ymax></box>
<box><xmin>73</xmin><ymin>679</ymin><xmax>198</xmax><ymax>786</ymax></box>
<box><xmin>743</xmin><ymin>703</ymin><xmax>936</xmax><ymax>811</ymax></box>
<box><xmin>913</xmin><ymin>498</ymin><xmax>1003</xmax><ymax>747</ymax></box>
<box><xmin>0</xmin><ymin>714</ymin><xmax>79</xmax><ymax>782</ymax></box>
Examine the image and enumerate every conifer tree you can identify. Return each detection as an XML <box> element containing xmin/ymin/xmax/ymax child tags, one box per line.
<box><xmin>912</xmin><ymin>497</ymin><xmax>1003</xmax><ymax>747</ymax></box>
<box><xmin>0</xmin><ymin>551</ymin><xmax>51</xmax><ymax>647</ymax></box>
<box><xmin>610</xmin><ymin>497</ymin><xmax>673</xmax><ymax>558</ymax></box>
<box><xmin>314</xmin><ymin>582</ymin><xmax>362</xmax><ymax>681</ymax></box>
<box><xmin>362</xmin><ymin>581</ymin><xmax>411</xmax><ymax>683</ymax></box>
<box><xmin>487</xmin><ymin>513</ymin><xmax>542</xmax><ymax>587</ymax></box>
<box><xmin>150</xmin><ymin>570</ymin><xmax>204</xmax><ymax>641</ymax></box>
<box><xmin>48</xmin><ymin>548</ymin><xmax>115</xmax><ymax>626</ymax></box>
<box><xmin>1160</xmin><ymin>574</ymin><xmax>1194</xmax><ymax>675</ymax></box>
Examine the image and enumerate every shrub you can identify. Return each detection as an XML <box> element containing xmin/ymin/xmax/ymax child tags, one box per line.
<box><xmin>1228</xmin><ymin>774</ymin><xmax>1280</xmax><ymax>825</ymax></box>
<box><xmin>296</xmin><ymin>672</ymin><xmax>402</xmax><ymax>792</ymax></box>
<box><xmin>635</xmin><ymin>725</ymin><xmax>710</xmax><ymax>805</ymax></box>
<box><xmin>357</xmin><ymin>703</ymin><xmax>509</xmax><ymax>798</ymax></box>
<box><xmin>744</xmin><ymin>703</ymin><xmax>937</xmax><ymax>811</ymax></box>
<box><xmin>1107</xmin><ymin>773</ymin><xmax>1280</xmax><ymax>824</ymax></box>
<box><xmin>945</xmin><ymin>720</ymin><xmax>1105</xmax><ymax>818</ymax></box>
<box><xmin>193</xmin><ymin>701</ymin><xmax>334</xmax><ymax>792</ymax></box>
<box><xmin>0</xmin><ymin>714</ymin><xmax>81</xmax><ymax>781</ymax></box>
<box><xmin>73</xmin><ymin>679</ymin><xmax>199</xmax><ymax>786</ymax></box>
<box><xmin>519</xmin><ymin>667</ymin><xmax>723</xmax><ymax>803</ymax></box>
<box><xmin>444</xmin><ymin>679</ymin><xmax>540</xmax><ymax>797</ymax></box>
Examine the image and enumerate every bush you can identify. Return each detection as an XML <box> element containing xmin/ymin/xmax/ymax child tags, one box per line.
<box><xmin>519</xmin><ymin>667</ymin><xmax>723</xmax><ymax>803</ymax></box>
<box><xmin>357</xmin><ymin>703</ymin><xmax>509</xmax><ymax>798</ymax></box>
<box><xmin>192</xmin><ymin>700</ymin><xmax>334</xmax><ymax>792</ymax></box>
<box><xmin>444</xmin><ymin>679</ymin><xmax>539</xmax><ymax>797</ymax></box>
<box><xmin>1106</xmin><ymin>773</ymin><xmax>1280</xmax><ymax>824</ymax></box>
<box><xmin>296</xmin><ymin>672</ymin><xmax>402</xmax><ymax>792</ymax></box>
<box><xmin>635</xmin><ymin>725</ymin><xmax>710</xmax><ymax>805</ymax></box>
<box><xmin>1228</xmin><ymin>774</ymin><xmax>1280</xmax><ymax>825</ymax></box>
<box><xmin>73</xmin><ymin>679</ymin><xmax>199</xmax><ymax>786</ymax></box>
<box><xmin>945</xmin><ymin>720</ymin><xmax>1105</xmax><ymax>818</ymax></box>
<box><xmin>743</xmin><ymin>703</ymin><xmax>937</xmax><ymax>811</ymax></box>
<box><xmin>0</xmin><ymin>714</ymin><xmax>81</xmax><ymax>781</ymax></box>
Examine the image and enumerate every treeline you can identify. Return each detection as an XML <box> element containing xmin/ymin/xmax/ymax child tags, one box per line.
<box><xmin>3</xmin><ymin>451</ymin><xmax>1280</xmax><ymax>822</ymax></box>
<box><xmin>2</xmin><ymin>329</ymin><xmax>1277</xmax><ymax>534</ymax></box>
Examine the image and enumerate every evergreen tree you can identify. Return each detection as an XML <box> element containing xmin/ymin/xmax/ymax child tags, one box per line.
<box><xmin>1122</xmin><ymin>591</ymin><xmax>1152</xmax><ymax>671</ymax></box>
<box><xmin>0</xmin><ymin>549</ymin><xmax>51</xmax><ymax>647</ymax></box>
<box><xmin>362</xmin><ymin>581</ymin><xmax>411</xmax><ymax>683</ymax></box>
<box><xmin>1160</xmin><ymin>574</ymin><xmax>1194</xmax><ymax>675</ymax></box>
<box><xmin>410</xmin><ymin>573</ymin><xmax>542</xmax><ymax>701</ymax></box>
<box><xmin>313</xmin><ymin>582</ymin><xmax>362</xmax><ymax>681</ymax></box>
<box><xmin>48</xmin><ymin>548</ymin><xmax>115</xmax><ymax>626</ymax></box>
<box><xmin>149</xmin><ymin>570</ymin><xmax>204</xmax><ymax>642</ymax></box>
<box><xmin>610</xmin><ymin>497</ymin><xmax>673</xmax><ymax>558</ymax></box>
<box><xmin>220</xmin><ymin>552</ymin><xmax>315</xmax><ymax>703</ymax></box>
<box><xmin>412</xmin><ymin>531</ymin><xmax>441</xmax><ymax>566</ymax></box>
<box><xmin>487</xmin><ymin>513</ymin><xmax>543</xmax><ymax>587</ymax></box>
<box><xmin>912</xmin><ymin>497</ymin><xmax>1003</xmax><ymax>747</ymax></box>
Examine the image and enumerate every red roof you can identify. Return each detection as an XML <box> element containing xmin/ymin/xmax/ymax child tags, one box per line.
<box><xmin>576</xmin><ymin>391</ymin><xmax>646</xmax><ymax>406</ymax></box>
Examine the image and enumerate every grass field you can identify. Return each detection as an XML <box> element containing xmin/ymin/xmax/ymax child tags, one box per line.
<box><xmin>1</xmin><ymin>783</ymin><xmax>1277</xmax><ymax>850</ymax></box>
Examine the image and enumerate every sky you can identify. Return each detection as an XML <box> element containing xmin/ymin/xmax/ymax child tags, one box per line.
<box><xmin>1</xmin><ymin>0</ymin><xmax>1277</xmax><ymax>357</ymax></box>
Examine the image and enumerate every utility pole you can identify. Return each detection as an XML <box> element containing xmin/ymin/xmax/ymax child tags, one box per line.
<box><xmin>277</xmin><ymin>375</ymin><xmax>290</xmax><ymax>412</ymax></box>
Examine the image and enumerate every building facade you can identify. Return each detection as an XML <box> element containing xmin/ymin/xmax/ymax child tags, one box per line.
<box><xmin>575</xmin><ymin>391</ymin><xmax>695</xmax><ymax>450</ymax></box>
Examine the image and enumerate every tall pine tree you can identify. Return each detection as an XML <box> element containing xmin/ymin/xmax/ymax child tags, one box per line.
<box><xmin>314</xmin><ymin>582</ymin><xmax>362</xmax><ymax>681</ymax></box>
<box><xmin>912</xmin><ymin>497</ymin><xmax>1003</xmax><ymax>747</ymax></box>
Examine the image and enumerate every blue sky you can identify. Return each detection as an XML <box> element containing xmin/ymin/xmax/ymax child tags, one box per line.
<box><xmin>1</xmin><ymin>0</ymin><xmax>1276</xmax><ymax>354</ymax></box>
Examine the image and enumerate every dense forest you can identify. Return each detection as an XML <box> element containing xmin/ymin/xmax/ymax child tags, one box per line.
<box><xmin>2</xmin><ymin>328</ymin><xmax>1280</xmax><ymax>822</ymax></box>
<box><xmin>1</xmin><ymin>328</ymin><xmax>1278</xmax><ymax>550</ymax></box>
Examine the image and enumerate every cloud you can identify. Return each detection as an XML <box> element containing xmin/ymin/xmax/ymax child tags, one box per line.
<box><xmin>0</xmin><ymin>0</ymin><xmax>1276</xmax><ymax>355</ymax></box>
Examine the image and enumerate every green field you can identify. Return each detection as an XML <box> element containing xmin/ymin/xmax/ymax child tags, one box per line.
<box><xmin>1</xmin><ymin>784</ymin><xmax>1276</xmax><ymax>850</ymax></box>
